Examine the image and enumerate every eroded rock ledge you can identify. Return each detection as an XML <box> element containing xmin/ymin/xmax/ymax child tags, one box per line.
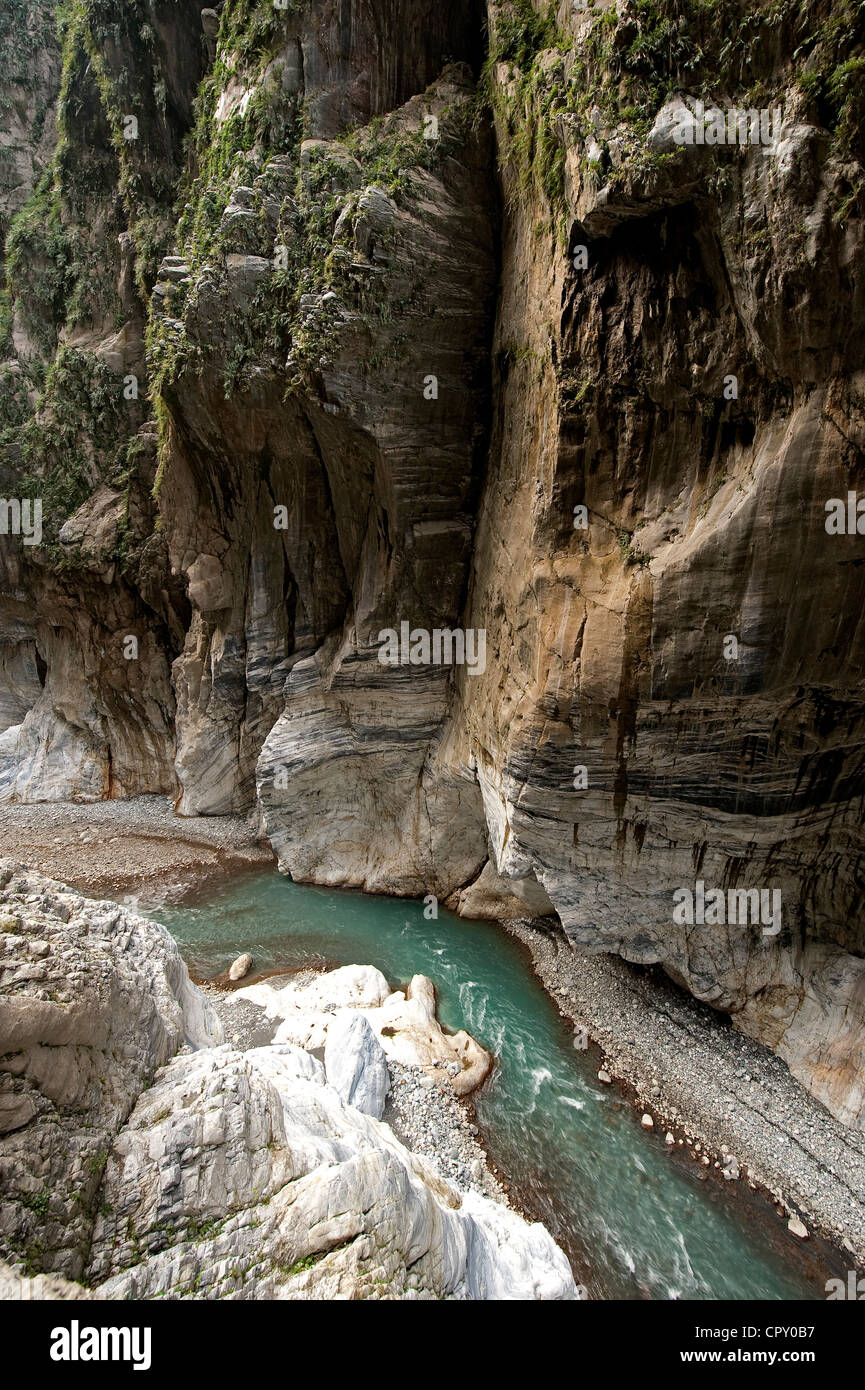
<box><xmin>0</xmin><ymin>864</ymin><xmax>575</xmax><ymax>1299</ymax></box>
<box><xmin>235</xmin><ymin>963</ymin><xmax>493</xmax><ymax>1098</ymax></box>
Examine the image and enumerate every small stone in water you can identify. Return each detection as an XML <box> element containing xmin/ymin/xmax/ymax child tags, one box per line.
<box><xmin>228</xmin><ymin>952</ymin><xmax>253</xmax><ymax>981</ymax></box>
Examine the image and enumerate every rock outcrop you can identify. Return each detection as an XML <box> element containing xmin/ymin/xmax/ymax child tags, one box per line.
<box><xmin>1</xmin><ymin>1</ymin><xmax>864</xmax><ymax>1131</ymax></box>
<box><xmin>0</xmin><ymin>860</ymin><xmax>222</xmax><ymax>1279</ymax></box>
<box><xmin>324</xmin><ymin>1010</ymin><xmax>390</xmax><ymax>1118</ymax></box>
<box><xmin>86</xmin><ymin>1040</ymin><xmax>573</xmax><ymax>1300</ymax></box>
<box><xmin>237</xmin><ymin>962</ymin><xmax>493</xmax><ymax>1097</ymax></box>
<box><xmin>0</xmin><ymin>865</ymin><xmax>575</xmax><ymax>1299</ymax></box>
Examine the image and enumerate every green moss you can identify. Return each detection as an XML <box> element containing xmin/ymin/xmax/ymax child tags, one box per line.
<box><xmin>0</xmin><ymin>0</ymin><xmax>57</xmax><ymax>107</ymax></box>
<box><xmin>12</xmin><ymin>346</ymin><xmax>135</xmax><ymax>543</ymax></box>
<box><xmin>496</xmin><ymin>339</ymin><xmax>548</xmax><ymax>385</ymax></box>
<box><xmin>150</xmin><ymin>394</ymin><xmax>171</xmax><ymax>499</ymax></box>
<box><xmin>281</xmin><ymin>1251</ymin><xmax>326</xmax><ymax>1277</ymax></box>
<box><xmin>617</xmin><ymin>528</ymin><xmax>651</xmax><ymax>568</ymax></box>
<box><xmin>5</xmin><ymin>173</ymin><xmax>71</xmax><ymax>353</ymax></box>
<box><xmin>21</xmin><ymin>1239</ymin><xmax>45</xmax><ymax>1276</ymax></box>
<box><xmin>0</xmin><ymin>0</ymin><xmax>174</xmax><ymax>568</ymax></box>
<box><xmin>148</xmin><ymin>6</ymin><xmax>475</xmax><ymax>402</ymax></box>
<box><xmin>0</xmin><ymin>289</ymin><xmax>12</xmax><ymax>358</ymax></box>
<box><xmin>483</xmin><ymin>2</ymin><xmax>570</xmax><ymax>233</ymax></box>
<box><xmin>185</xmin><ymin>1215</ymin><xmax>227</xmax><ymax>1242</ymax></box>
<box><xmin>0</xmin><ymin>360</ymin><xmax>32</xmax><ymax>439</ymax></box>
<box><xmin>87</xmin><ymin>1146</ymin><xmax>109</xmax><ymax>1177</ymax></box>
<box><xmin>484</xmin><ymin>0</ymin><xmax>865</xmax><ymax>241</ymax></box>
<box><xmin>19</xmin><ymin>1188</ymin><xmax>52</xmax><ymax>1219</ymax></box>
<box><xmin>490</xmin><ymin>0</ymin><xmax>560</xmax><ymax>69</ymax></box>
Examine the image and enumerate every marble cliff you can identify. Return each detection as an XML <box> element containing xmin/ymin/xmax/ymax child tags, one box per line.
<box><xmin>1</xmin><ymin>1</ymin><xmax>864</xmax><ymax>1126</ymax></box>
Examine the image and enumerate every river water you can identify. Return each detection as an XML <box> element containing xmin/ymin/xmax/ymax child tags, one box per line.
<box><xmin>150</xmin><ymin>869</ymin><xmax>834</xmax><ymax>1300</ymax></box>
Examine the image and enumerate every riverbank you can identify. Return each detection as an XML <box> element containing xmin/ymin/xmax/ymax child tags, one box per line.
<box><xmin>0</xmin><ymin>796</ymin><xmax>274</xmax><ymax>901</ymax></box>
<box><xmin>201</xmin><ymin>978</ymin><xmax>508</xmax><ymax>1207</ymax></box>
<box><xmin>3</xmin><ymin>796</ymin><xmax>863</xmax><ymax>1284</ymax></box>
<box><xmin>507</xmin><ymin>917</ymin><xmax>865</xmax><ymax>1270</ymax></box>
<box><xmin>0</xmin><ymin>863</ymin><xmax>576</xmax><ymax>1301</ymax></box>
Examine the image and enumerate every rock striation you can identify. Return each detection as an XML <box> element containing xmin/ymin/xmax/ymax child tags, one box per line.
<box><xmin>1</xmin><ymin>1</ymin><xmax>864</xmax><ymax>1131</ymax></box>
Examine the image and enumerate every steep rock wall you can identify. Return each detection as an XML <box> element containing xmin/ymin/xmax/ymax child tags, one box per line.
<box><xmin>448</xmin><ymin>0</ymin><xmax>865</xmax><ymax>1125</ymax></box>
<box><xmin>1</xmin><ymin>0</ymin><xmax>864</xmax><ymax>1128</ymax></box>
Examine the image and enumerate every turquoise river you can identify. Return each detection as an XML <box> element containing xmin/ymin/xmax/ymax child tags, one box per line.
<box><xmin>150</xmin><ymin>870</ymin><xmax>839</xmax><ymax>1301</ymax></box>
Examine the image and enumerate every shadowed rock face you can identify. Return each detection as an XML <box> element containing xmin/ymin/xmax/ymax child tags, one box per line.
<box><xmin>1</xmin><ymin>0</ymin><xmax>865</xmax><ymax>1128</ymax></box>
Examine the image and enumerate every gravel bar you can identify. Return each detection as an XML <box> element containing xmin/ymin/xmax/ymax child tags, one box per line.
<box><xmin>0</xmin><ymin>795</ymin><xmax>274</xmax><ymax>901</ymax></box>
<box><xmin>507</xmin><ymin>916</ymin><xmax>865</xmax><ymax>1267</ymax></box>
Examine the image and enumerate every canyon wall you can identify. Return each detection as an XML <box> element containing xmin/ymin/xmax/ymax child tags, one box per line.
<box><xmin>1</xmin><ymin>0</ymin><xmax>864</xmax><ymax>1126</ymax></box>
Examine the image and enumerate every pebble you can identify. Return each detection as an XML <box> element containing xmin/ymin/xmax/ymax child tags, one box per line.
<box><xmin>382</xmin><ymin>1060</ymin><xmax>506</xmax><ymax>1204</ymax></box>
<box><xmin>228</xmin><ymin>952</ymin><xmax>253</xmax><ymax>981</ymax></box>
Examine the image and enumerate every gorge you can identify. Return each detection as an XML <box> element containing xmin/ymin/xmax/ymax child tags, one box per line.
<box><xmin>1</xmin><ymin>0</ymin><xmax>865</xmax><ymax>1302</ymax></box>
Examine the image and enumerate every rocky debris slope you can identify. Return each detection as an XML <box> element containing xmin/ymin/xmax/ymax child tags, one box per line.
<box><xmin>1</xmin><ymin>1</ymin><xmax>864</xmax><ymax>1131</ymax></box>
<box><xmin>385</xmin><ymin>1059</ymin><xmax>506</xmax><ymax>1203</ymax></box>
<box><xmin>0</xmin><ymin>865</ymin><xmax>575</xmax><ymax>1299</ymax></box>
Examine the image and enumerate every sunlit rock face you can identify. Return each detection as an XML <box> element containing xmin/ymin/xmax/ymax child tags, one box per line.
<box><xmin>1</xmin><ymin>0</ymin><xmax>865</xmax><ymax>1129</ymax></box>
<box><xmin>0</xmin><ymin>865</ymin><xmax>576</xmax><ymax>1300</ymax></box>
